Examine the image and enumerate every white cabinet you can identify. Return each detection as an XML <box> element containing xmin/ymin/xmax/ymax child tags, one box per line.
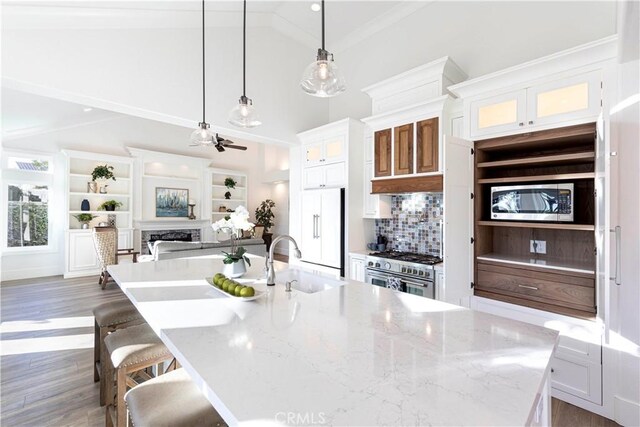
<box><xmin>470</xmin><ymin>89</ymin><xmax>527</xmax><ymax>137</ymax></box>
<box><xmin>442</xmin><ymin>135</ymin><xmax>474</xmax><ymax>306</ymax></box>
<box><xmin>303</xmin><ymin>135</ymin><xmax>345</xmax><ymax>167</ymax></box>
<box><xmin>300</xmin><ymin>189</ymin><xmax>342</xmax><ymax>269</ymax></box>
<box><xmin>68</xmin><ymin>231</ymin><xmax>99</xmax><ymax>274</ymax></box>
<box><xmin>349</xmin><ymin>254</ymin><xmax>366</xmax><ymax>282</ymax></box>
<box><xmin>550</xmin><ymin>335</ymin><xmax>602</xmax><ymax>405</ymax></box>
<box><xmin>363</xmin><ymin>161</ymin><xmax>391</xmax><ymax>219</ymax></box>
<box><xmin>435</xmin><ymin>269</ymin><xmax>444</xmax><ymax>301</ymax></box>
<box><xmin>469</xmin><ymin>71</ymin><xmax>602</xmax><ymax>139</ymax></box>
<box><xmin>303</xmin><ymin>162</ymin><xmax>346</xmax><ymax>189</ymax></box>
<box><xmin>526</xmin><ymin>70</ymin><xmax>601</xmax><ymax>129</ymax></box>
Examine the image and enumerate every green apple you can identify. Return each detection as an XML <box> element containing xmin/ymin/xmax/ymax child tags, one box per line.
<box><xmin>240</xmin><ymin>286</ymin><xmax>255</xmax><ymax>297</ymax></box>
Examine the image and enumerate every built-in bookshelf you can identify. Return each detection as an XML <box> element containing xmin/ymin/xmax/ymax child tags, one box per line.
<box><xmin>62</xmin><ymin>150</ymin><xmax>134</xmax><ymax>278</ymax></box>
<box><xmin>209</xmin><ymin>168</ymin><xmax>247</xmax><ymax>218</ymax></box>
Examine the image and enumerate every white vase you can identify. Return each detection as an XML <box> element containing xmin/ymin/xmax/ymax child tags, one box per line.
<box><xmin>223</xmin><ymin>260</ymin><xmax>246</xmax><ymax>278</ymax></box>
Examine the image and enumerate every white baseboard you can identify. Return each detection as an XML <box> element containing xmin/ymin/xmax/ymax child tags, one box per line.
<box><xmin>1</xmin><ymin>265</ymin><xmax>63</xmax><ymax>282</ymax></box>
<box><xmin>63</xmin><ymin>269</ymin><xmax>100</xmax><ymax>279</ymax></box>
<box><xmin>614</xmin><ymin>395</ymin><xmax>640</xmax><ymax>426</ymax></box>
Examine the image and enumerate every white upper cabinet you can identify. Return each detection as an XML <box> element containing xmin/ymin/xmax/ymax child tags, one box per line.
<box><xmin>526</xmin><ymin>70</ymin><xmax>601</xmax><ymax>128</ymax></box>
<box><xmin>303</xmin><ymin>162</ymin><xmax>345</xmax><ymax>190</ymax></box>
<box><xmin>450</xmin><ymin>37</ymin><xmax>616</xmax><ymax>140</ymax></box>
<box><xmin>470</xmin><ymin>89</ymin><xmax>527</xmax><ymax>137</ymax></box>
<box><xmin>467</xmin><ymin>71</ymin><xmax>602</xmax><ymax>139</ymax></box>
<box><xmin>304</xmin><ymin>141</ymin><xmax>324</xmax><ymax>166</ymax></box>
<box><xmin>303</xmin><ymin>135</ymin><xmax>345</xmax><ymax>167</ymax></box>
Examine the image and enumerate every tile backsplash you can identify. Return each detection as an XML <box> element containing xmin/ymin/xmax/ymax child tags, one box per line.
<box><xmin>374</xmin><ymin>193</ymin><xmax>443</xmax><ymax>255</ymax></box>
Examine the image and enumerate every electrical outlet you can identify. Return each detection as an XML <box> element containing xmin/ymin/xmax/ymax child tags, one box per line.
<box><xmin>530</xmin><ymin>240</ymin><xmax>547</xmax><ymax>254</ymax></box>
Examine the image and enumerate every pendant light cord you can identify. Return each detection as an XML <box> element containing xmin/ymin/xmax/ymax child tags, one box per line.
<box><xmin>243</xmin><ymin>0</ymin><xmax>246</xmax><ymax>97</ymax></box>
<box><xmin>202</xmin><ymin>0</ymin><xmax>206</xmax><ymax>123</ymax></box>
<box><xmin>321</xmin><ymin>0</ymin><xmax>325</xmax><ymax>50</ymax></box>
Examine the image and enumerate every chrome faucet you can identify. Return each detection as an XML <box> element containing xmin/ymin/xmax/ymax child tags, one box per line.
<box><xmin>266</xmin><ymin>235</ymin><xmax>302</xmax><ymax>286</ymax></box>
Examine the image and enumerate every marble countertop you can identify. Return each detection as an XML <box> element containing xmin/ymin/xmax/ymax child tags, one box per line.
<box><xmin>108</xmin><ymin>256</ymin><xmax>558</xmax><ymax>426</ymax></box>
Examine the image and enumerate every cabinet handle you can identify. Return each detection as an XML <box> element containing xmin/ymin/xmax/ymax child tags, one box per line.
<box><xmin>551</xmin><ymin>368</ymin><xmax>554</xmax><ymax>373</ymax></box>
<box><xmin>518</xmin><ymin>285</ymin><xmax>538</xmax><ymax>291</ymax></box>
<box><xmin>610</xmin><ymin>226</ymin><xmax>621</xmax><ymax>286</ymax></box>
<box><xmin>316</xmin><ymin>215</ymin><xmax>320</xmax><ymax>239</ymax></box>
<box><xmin>528</xmin><ymin>120</ymin><xmax>534</xmax><ymax>125</ymax></box>
<box><xmin>518</xmin><ymin>122</ymin><xmax>524</xmax><ymax>126</ymax></box>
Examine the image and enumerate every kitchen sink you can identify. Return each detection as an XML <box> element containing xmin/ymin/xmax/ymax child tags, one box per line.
<box><xmin>275</xmin><ymin>269</ymin><xmax>344</xmax><ymax>294</ymax></box>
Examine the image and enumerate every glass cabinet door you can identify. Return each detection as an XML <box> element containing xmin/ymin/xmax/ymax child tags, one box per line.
<box><xmin>527</xmin><ymin>70</ymin><xmax>601</xmax><ymax>127</ymax></box>
<box><xmin>323</xmin><ymin>135</ymin><xmax>345</xmax><ymax>164</ymax></box>
<box><xmin>304</xmin><ymin>142</ymin><xmax>323</xmax><ymax>166</ymax></box>
<box><xmin>470</xmin><ymin>89</ymin><xmax>527</xmax><ymax>138</ymax></box>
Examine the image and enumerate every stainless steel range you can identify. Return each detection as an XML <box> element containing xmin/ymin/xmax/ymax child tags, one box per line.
<box><xmin>365</xmin><ymin>251</ymin><xmax>442</xmax><ymax>299</ymax></box>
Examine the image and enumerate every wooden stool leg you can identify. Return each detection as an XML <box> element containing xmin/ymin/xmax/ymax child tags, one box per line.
<box><xmin>94</xmin><ymin>321</ymin><xmax>100</xmax><ymax>382</ymax></box>
<box><xmin>116</xmin><ymin>368</ymin><xmax>127</xmax><ymax>427</ymax></box>
<box><xmin>99</xmin><ymin>327</ymin><xmax>110</xmax><ymax>406</ymax></box>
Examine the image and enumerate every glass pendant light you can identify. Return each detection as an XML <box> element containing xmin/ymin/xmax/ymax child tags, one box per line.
<box><xmin>190</xmin><ymin>0</ymin><xmax>215</xmax><ymax>145</ymax></box>
<box><xmin>229</xmin><ymin>0</ymin><xmax>261</xmax><ymax>128</ymax></box>
<box><xmin>300</xmin><ymin>0</ymin><xmax>346</xmax><ymax>97</ymax></box>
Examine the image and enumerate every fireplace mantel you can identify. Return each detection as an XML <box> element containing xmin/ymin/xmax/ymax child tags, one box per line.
<box><xmin>134</xmin><ymin>219</ymin><xmax>211</xmax><ymax>231</ymax></box>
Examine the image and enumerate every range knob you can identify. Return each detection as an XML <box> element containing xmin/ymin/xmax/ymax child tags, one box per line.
<box><xmin>384</xmin><ymin>262</ymin><xmax>392</xmax><ymax>270</ymax></box>
<box><xmin>368</xmin><ymin>262</ymin><xmax>374</xmax><ymax>267</ymax></box>
<box><xmin>412</xmin><ymin>269</ymin><xmax>417</xmax><ymax>275</ymax></box>
<box><xmin>375</xmin><ymin>262</ymin><xmax>381</xmax><ymax>268</ymax></box>
<box><xmin>418</xmin><ymin>270</ymin><xmax>424</xmax><ymax>276</ymax></box>
<box><xmin>401</xmin><ymin>267</ymin><xmax>407</xmax><ymax>273</ymax></box>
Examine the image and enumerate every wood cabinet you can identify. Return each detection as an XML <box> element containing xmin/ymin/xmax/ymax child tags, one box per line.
<box><xmin>393</xmin><ymin>124</ymin><xmax>413</xmax><ymax>175</ymax></box>
<box><xmin>469</xmin><ymin>70</ymin><xmax>601</xmax><ymax>139</ymax></box>
<box><xmin>476</xmin><ymin>261</ymin><xmax>595</xmax><ymax>316</ymax></box>
<box><xmin>303</xmin><ymin>162</ymin><xmax>345</xmax><ymax>190</ymax></box>
<box><xmin>374</xmin><ymin>129</ymin><xmax>392</xmax><ymax>177</ymax></box>
<box><xmin>473</xmin><ymin>123</ymin><xmax>600</xmax><ymax>319</ymax></box>
<box><xmin>416</xmin><ymin>118</ymin><xmax>439</xmax><ymax>173</ymax></box>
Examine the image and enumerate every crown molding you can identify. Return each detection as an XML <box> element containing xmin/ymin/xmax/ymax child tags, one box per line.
<box><xmin>448</xmin><ymin>35</ymin><xmax>618</xmax><ymax>99</ymax></box>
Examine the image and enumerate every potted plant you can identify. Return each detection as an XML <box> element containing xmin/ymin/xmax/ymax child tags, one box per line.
<box><xmin>255</xmin><ymin>199</ymin><xmax>275</xmax><ymax>249</ymax></box>
<box><xmin>98</xmin><ymin>200</ymin><xmax>123</xmax><ymax>211</ymax></box>
<box><xmin>73</xmin><ymin>213</ymin><xmax>98</xmax><ymax>229</ymax></box>
<box><xmin>224</xmin><ymin>177</ymin><xmax>237</xmax><ymax>189</ymax></box>
<box><xmin>89</xmin><ymin>164</ymin><xmax>116</xmax><ymax>193</ymax></box>
<box><xmin>211</xmin><ymin>206</ymin><xmax>254</xmax><ymax>278</ymax></box>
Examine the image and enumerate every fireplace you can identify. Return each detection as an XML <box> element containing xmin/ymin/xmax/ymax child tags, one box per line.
<box><xmin>140</xmin><ymin>228</ymin><xmax>201</xmax><ymax>255</ymax></box>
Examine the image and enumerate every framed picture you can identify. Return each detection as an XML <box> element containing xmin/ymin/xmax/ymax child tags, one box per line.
<box><xmin>156</xmin><ymin>188</ymin><xmax>189</xmax><ymax>217</ymax></box>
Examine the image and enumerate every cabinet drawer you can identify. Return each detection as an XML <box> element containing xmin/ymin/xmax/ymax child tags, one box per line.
<box><xmin>476</xmin><ymin>263</ymin><xmax>595</xmax><ymax>312</ymax></box>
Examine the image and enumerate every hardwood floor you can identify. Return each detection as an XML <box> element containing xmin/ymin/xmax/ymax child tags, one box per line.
<box><xmin>1</xmin><ymin>274</ymin><xmax>619</xmax><ymax>426</ymax></box>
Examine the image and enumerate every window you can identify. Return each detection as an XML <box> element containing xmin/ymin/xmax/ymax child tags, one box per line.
<box><xmin>7</xmin><ymin>157</ymin><xmax>50</xmax><ymax>172</ymax></box>
<box><xmin>7</xmin><ymin>183</ymin><xmax>49</xmax><ymax>248</ymax></box>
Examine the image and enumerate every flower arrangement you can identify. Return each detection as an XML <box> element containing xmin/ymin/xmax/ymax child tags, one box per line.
<box><xmin>211</xmin><ymin>206</ymin><xmax>254</xmax><ymax>266</ymax></box>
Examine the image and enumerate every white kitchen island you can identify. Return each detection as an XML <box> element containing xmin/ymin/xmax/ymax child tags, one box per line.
<box><xmin>108</xmin><ymin>255</ymin><xmax>558</xmax><ymax>426</ymax></box>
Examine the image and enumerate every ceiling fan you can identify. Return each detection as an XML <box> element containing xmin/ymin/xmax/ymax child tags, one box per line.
<box><xmin>191</xmin><ymin>133</ymin><xmax>247</xmax><ymax>152</ymax></box>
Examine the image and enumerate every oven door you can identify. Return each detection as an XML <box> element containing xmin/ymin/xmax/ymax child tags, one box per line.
<box><xmin>405</xmin><ymin>281</ymin><xmax>435</xmax><ymax>299</ymax></box>
<box><xmin>365</xmin><ymin>269</ymin><xmax>392</xmax><ymax>288</ymax></box>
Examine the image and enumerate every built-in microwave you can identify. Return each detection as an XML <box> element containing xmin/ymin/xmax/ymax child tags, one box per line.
<box><xmin>490</xmin><ymin>183</ymin><xmax>574</xmax><ymax>222</ymax></box>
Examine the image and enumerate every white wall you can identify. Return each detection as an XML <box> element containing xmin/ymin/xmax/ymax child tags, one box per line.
<box><xmin>1</xmin><ymin>25</ymin><xmax>330</xmax><ymax>143</ymax></box>
<box><xmin>0</xmin><ymin>113</ymin><xmax>289</xmax><ymax>281</ymax></box>
<box><xmin>328</xmin><ymin>1</ymin><xmax>617</xmax><ymax>121</ymax></box>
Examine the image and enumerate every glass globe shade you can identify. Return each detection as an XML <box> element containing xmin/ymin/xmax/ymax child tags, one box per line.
<box><xmin>228</xmin><ymin>96</ymin><xmax>262</xmax><ymax>128</ymax></box>
<box><xmin>190</xmin><ymin>122</ymin><xmax>215</xmax><ymax>145</ymax></box>
<box><xmin>300</xmin><ymin>54</ymin><xmax>346</xmax><ymax>98</ymax></box>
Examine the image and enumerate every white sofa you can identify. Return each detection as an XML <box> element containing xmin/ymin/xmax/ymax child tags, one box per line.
<box><xmin>143</xmin><ymin>238</ymin><xmax>266</xmax><ymax>261</ymax></box>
